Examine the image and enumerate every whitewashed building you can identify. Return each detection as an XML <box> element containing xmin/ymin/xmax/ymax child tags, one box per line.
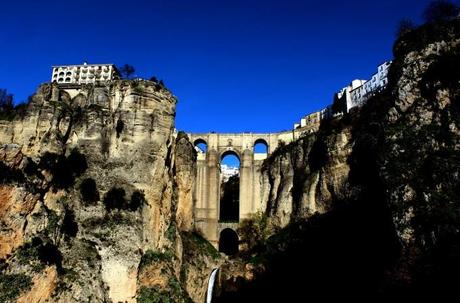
<box><xmin>220</xmin><ymin>164</ymin><xmax>239</xmax><ymax>183</ymax></box>
<box><xmin>349</xmin><ymin>61</ymin><xmax>391</xmax><ymax>109</ymax></box>
<box><xmin>335</xmin><ymin>61</ymin><xmax>392</xmax><ymax>113</ymax></box>
<box><xmin>51</xmin><ymin>62</ymin><xmax>120</xmax><ymax>85</ymax></box>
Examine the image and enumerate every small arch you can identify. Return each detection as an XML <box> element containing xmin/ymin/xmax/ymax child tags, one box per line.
<box><xmin>254</xmin><ymin>138</ymin><xmax>268</xmax><ymax>154</ymax></box>
<box><xmin>193</xmin><ymin>138</ymin><xmax>207</xmax><ymax>153</ymax></box>
<box><xmin>65</xmin><ymin>77</ymin><xmax>71</xmax><ymax>82</ymax></box>
<box><xmin>219</xmin><ymin>228</ymin><xmax>238</xmax><ymax>256</ymax></box>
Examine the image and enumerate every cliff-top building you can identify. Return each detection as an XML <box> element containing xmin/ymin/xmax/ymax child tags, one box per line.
<box><xmin>334</xmin><ymin>61</ymin><xmax>392</xmax><ymax>113</ymax></box>
<box><xmin>51</xmin><ymin>62</ymin><xmax>120</xmax><ymax>85</ymax></box>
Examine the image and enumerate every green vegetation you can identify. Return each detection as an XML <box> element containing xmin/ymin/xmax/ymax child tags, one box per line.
<box><xmin>181</xmin><ymin>231</ymin><xmax>220</xmax><ymax>260</ymax></box>
<box><xmin>137</xmin><ymin>277</ymin><xmax>192</xmax><ymax>303</ymax></box>
<box><xmin>103</xmin><ymin>187</ymin><xmax>127</xmax><ymax>210</ymax></box>
<box><xmin>165</xmin><ymin>222</ymin><xmax>177</xmax><ymax>242</ymax></box>
<box><xmin>80</xmin><ymin>178</ymin><xmax>100</xmax><ymax>204</ymax></box>
<box><xmin>140</xmin><ymin>249</ymin><xmax>174</xmax><ymax>268</ymax></box>
<box><xmin>116</xmin><ymin>119</ymin><xmax>124</xmax><ymax>138</ymax></box>
<box><xmin>0</xmin><ymin>162</ymin><xmax>25</xmax><ymax>184</ymax></box>
<box><xmin>423</xmin><ymin>0</ymin><xmax>459</xmax><ymax>23</ymax></box>
<box><xmin>61</xmin><ymin>207</ymin><xmax>78</xmax><ymax>239</ymax></box>
<box><xmin>37</xmin><ymin>149</ymin><xmax>88</xmax><ymax>190</ymax></box>
<box><xmin>130</xmin><ymin>190</ymin><xmax>145</xmax><ymax>211</ymax></box>
<box><xmin>104</xmin><ymin>187</ymin><xmax>144</xmax><ymax>211</ymax></box>
<box><xmin>238</xmin><ymin>211</ymin><xmax>273</xmax><ymax>253</ymax></box>
<box><xmin>118</xmin><ymin>64</ymin><xmax>136</xmax><ymax>79</ymax></box>
<box><xmin>393</xmin><ymin>18</ymin><xmax>460</xmax><ymax>59</ymax></box>
<box><xmin>0</xmin><ymin>273</ymin><xmax>32</xmax><ymax>302</ymax></box>
<box><xmin>0</xmin><ymin>89</ymin><xmax>29</xmax><ymax>121</ymax></box>
<box><xmin>15</xmin><ymin>237</ymin><xmax>63</xmax><ymax>272</ymax></box>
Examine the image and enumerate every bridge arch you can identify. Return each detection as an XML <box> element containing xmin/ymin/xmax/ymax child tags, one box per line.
<box><xmin>220</xmin><ymin>148</ymin><xmax>242</xmax><ymax>161</ymax></box>
<box><xmin>218</xmin><ymin>228</ymin><xmax>239</xmax><ymax>256</ymax></box>
<box><xmin>193</xmin><ymin>138</ymin><xmax>208</xmax><ymax>153</ymax></box>
<box><xmin>219</xmin><ymin>151</ymin><xmax>240</xmax><ymax>222</ymax></box>
<box><xmin>253</xmin><ymin>138</ymin><xmax>269</xmax><ymax>154</ymax></box>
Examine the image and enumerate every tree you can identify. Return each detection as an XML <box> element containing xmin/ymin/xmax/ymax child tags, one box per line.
<box><xmin>119</xmin><ymin>64</ymin><xmax>136</xmax><ymax>79</ymax></box>
<box><xmin>396</xmin><ymin>19</ymin><xmax>417</xmax><ymax>38</ymax></box>
<box><xmin>103</xmin><ymin>187</ymin><xmax>127</xmax><ymax>210</ymax></box>
<box><xmin>423</xmin><ymin>0</ymin><xmax>460</xmax><ymax>23</ymax></box>
<box><xmin>80</xmin><ymin>178</ymin><xmax>100</xmax><ymax>204</ymax></box>
<box><xmin>0</xmin><ymin>89</ymin><xmax>13</xmax><ymax>112</ymax></box>
<box><xmin>237</xmin><ymin>211</ymin><xmax>273</xmax><ymax>252</ymax></box>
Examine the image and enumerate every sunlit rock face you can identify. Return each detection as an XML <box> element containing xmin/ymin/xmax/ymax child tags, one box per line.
<box><xmin>0</xmin><ymin>80</ymin><xmax>220</xmax><ymax>303</ymax></box>
<box><xmin>259</xmin><ymin>128</ymin><xmax>352</xmax><ymax>228</ymax></box>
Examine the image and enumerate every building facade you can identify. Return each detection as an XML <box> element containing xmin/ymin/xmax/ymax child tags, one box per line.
<box><xmin>334</xmin><ymin>61</ymin><xmax>391</xmax><ymax>113</ymax></box>
<box><xmin>51</xmin><ymin>62</ymin><xmax>120</xmax><ymax>85</ymax></box>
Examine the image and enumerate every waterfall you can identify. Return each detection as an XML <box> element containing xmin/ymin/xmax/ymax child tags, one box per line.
<box><xmin>206</xmin><ymin>268</ymin><xmax>219</xmax><ymax>303</ymax></box>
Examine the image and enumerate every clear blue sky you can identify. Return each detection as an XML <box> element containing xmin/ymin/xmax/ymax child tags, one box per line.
<box><xmin>0</xmin><ymin>0</ymin><xmax>434</xmax><ymax>133</ymax></box>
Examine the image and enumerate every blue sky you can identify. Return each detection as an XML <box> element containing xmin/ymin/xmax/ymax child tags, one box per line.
<box><xmin>0</xmin><ymin>0</ymin><xmax>434</xmax><ymax>133</ymax></box>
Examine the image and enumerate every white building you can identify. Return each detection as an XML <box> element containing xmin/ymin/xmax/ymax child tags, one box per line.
<box><xmin>220</xmin><ymin>164</ymin><xmax>239</xmax><ymax>183</ymax></box>
<box><xmin>336</xmin><ymin>61</ymin><xmax>392</xmax><ymax>113</ymax></box>
<box><xmin>293</xmin><ymin>105</ymin><xmax>333</xmax><ymax>130</ymax></box>
<box><xmin>51</xmin><ymin>62</ymin><xmax>120</xmax><ymax>85</ymax></box>
<box><xmin>349</xmin><ymin>61</ymin><xmax>391</xmax><ymax>109</ymax></box>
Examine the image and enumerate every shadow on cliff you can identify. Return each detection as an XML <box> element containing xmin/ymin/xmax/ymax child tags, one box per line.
<box><xmin>215</xmin><ymin>91</ymin><xmax>403</xmax><ymax>302</ymax></box>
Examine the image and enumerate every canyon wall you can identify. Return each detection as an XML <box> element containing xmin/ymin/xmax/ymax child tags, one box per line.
<box><xmin>0</xmin><ymin>80</ymin><xmax>221</xmax><ymax>303</ymax></box>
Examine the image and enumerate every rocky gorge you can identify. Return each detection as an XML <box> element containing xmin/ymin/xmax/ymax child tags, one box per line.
<box><xmin>1</xmin><ymin>17</ymin><xmax>460</xmax><ymax>303</ymax></box>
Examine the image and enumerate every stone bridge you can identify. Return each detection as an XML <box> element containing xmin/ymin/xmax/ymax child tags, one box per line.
<box><xmin>188</xmin><ymin>129</ymin><xmax>316</xmax><ymax>251</ymax></box>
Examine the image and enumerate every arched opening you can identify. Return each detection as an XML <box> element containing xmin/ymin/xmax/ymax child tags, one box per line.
<box><xmin>219</xmin><ymin>228</ymin><xmax>238</xmax><ymax>256</ymax></box>
<box><xmin>219</xmin><ymin>151</ymin><xmax>240</xmax><ymax>222</ymax></box>
<box><xmin>193</xmin><ymin>138</ymin><xmax>207</xmax><ymax>153</ymax></box>
<box><xmin>254</xmin><ymin>138</ymin><xmax>268</xmax><ymax>154</ymax></box>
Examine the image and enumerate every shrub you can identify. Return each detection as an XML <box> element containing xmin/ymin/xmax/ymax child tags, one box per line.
<box><xmin>130</xmin><ymin>190</ymin><xmax>145</xmax><ymax>211</ymax></box>
<box><xmin>16</xmin><ymin>237</ymin><xmax>63</xmax><ymax>271</ymax></box>
<box><xmin>182</xmin><ymin>231</ymin><xmax>220</xmax><ymax>260</ymax></box>
<box><xmin>165</xmin><ymin>223</ymin><xmax>176</xmax><ymax>242</ymax></box>
<box><xmin>423</xmin><ymin>0</ymin><xmax>460</xmax><ymax>23</ymax></box>
<box><xmin>238</xmin><ymin>211</ymin><xmax>273</xmax><ymax>253</ymax></box>
<box><xmin>80</xmin><ymin>178</ymin><xmax>100</xmax><ymax>204</ymax></box>
<box><xmin>137</xmin><ymin>278</ymin><xmax>192</xmax><ymax>303</ymax></box>
<box><xmin>61</xmin><ymin>208</ymin><xmax>78</xmax><ymax>239</ymax></box>
<box><xmin>103</xmin><ymin>187</ymin><xmax>127</xmax><ymax>210</ymax></box>
<box><xmin>0</xmin><ymin>273</ymin><xmax>32</xmax><ymax>302</ymax></box>
<box><xmin>396</xmin><ymin>19</ymin><xmax>417</xmax><ymax>38</ymax></box>
<box><xmin>38</xmin><ymin>149</ymin><xmax>88</xmax><ymax>189</ymax></box>
<box><xmin>140</xmin><ymin>249</ymin><xmax>174</xmax><ymax>268</ymax></box>
<box><xmin>0</xmin><ymin>162</ymin><xmax>25</xmax><ymax>184</ymax></box>
<box><xmin>66</xmin><ymin>149</ymin><xmax>88</xmax><ymax>176</ymax></box>
<box><xmin>116</xmin><ymin>119</ymin><xmax>124</xmax><ymax>138</ymax></box>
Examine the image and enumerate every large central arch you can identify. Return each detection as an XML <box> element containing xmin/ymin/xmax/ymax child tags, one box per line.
<box><xmin>219</xmin><ymin>150</ymin><xmax>240</xmax><ymax>222</ymax></box>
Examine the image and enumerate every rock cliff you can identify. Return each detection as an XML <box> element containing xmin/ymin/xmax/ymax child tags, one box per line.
<box><xmin>215</xmin><ymin>19</ymin><xmax>460</xmax><ymax>301</ymax></box>
<box><xmin>0</xmin><ymin>80</ymin><xmax>220</xmax><ymax>302</ymax></box>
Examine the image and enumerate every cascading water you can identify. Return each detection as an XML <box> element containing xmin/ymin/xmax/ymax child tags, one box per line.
<box><xmin>206</xmin><ymin>268</ymin><xmax>219</xmax><ymax>303</ymax></box>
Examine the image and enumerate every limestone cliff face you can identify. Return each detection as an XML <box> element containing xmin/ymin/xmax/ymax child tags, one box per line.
<box><xmin>259</xmin><ymin>126</ymin><xmax>352</xmax><ymax>228</ymax></box>
<box><xmin>0</xmin><ymin>80</ymin><xmax>219</xmax><ymax>303</ymax></box>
